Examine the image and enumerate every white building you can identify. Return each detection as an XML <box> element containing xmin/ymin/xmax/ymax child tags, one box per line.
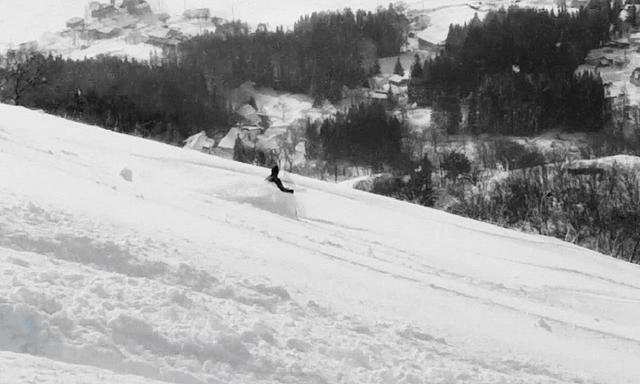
<box><xmin>183</xmin><ymin>131</ymin><xmax>215</xmax><ymax>153</ymax></box>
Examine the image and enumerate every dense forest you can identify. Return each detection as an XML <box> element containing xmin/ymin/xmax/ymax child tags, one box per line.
<box><xmin>307</xmin><ymin>102</ymin><xmax>406</xmax><ymax>170</ymax></box>
<box><xmin>410</xmin><ymin>3</ymin><xmax>611</xmax><ymax>135</ymax></box>
<box><xmin>0</xmin><ymin>6</ymin><xmax>408</xmax><ymax>142</ymax></box>
<box><xmin>180</xmin><ymin>6</ymin><xmax>409</xmax><ymax>103</ymax></box>
<box><xmin>0</xmin><ymin>53</ymin><xmax>229</xmax><ymax>143</ymax></box>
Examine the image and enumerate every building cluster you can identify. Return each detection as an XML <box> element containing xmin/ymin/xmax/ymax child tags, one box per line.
<box><xmin>576</xmin><ymin>31</ymin><xmax>640</xmax><ymax>136</ymax></box>
<box><xmin>59</xmin><ymin>1</ymin><xmax>221</xmax><ymax>57</ymax></box>
<box><xmin>367</xmin><ymin>73</ymin><xmax>409</xmax><ymax>104</ymax></box>
<box><xmin>184</xmin><ymin>98</ymin><xmax>307</xmax><ymax>169</ymax></box>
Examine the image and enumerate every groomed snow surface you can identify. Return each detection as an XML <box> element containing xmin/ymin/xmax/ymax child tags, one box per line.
<box><xmin>1</xmin><ymin>104</ymin><xmax>640</xmax><ymax>383</ymax></box>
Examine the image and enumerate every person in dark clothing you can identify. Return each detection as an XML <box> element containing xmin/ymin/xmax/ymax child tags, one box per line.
<box><xmin>265</xmin><ymin>165</ymin><xmax>294</xmax><ymax>194</ymax></box>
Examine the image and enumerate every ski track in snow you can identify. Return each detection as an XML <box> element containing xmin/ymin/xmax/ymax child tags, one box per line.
<box><xmin>1</xmin><ymin>104</ymin><xmax>640</xmax><ymax>383</ymax></box>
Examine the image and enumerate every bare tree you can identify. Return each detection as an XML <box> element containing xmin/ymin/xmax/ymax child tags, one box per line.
<box><xmin>277</xmin><ymin>127</ymin><xmax>303</xmax><ymax>172</ymax></box>
<box><xmin>0</xmin><ymin>50</ymin><xmax>47</xmax><ymax>105</ymax></box>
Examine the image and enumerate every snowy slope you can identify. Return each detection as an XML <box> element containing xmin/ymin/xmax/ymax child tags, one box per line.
<box><xmin>1</xmin><ymin>104</ymin><xmax>640</xmax><ymax>384</ymax></box>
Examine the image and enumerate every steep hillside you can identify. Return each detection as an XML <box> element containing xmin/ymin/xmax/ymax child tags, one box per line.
<box><xmin>0</xmin><ymin>104</ymin><xmax>639</xmax><ymax>383</ymax></box>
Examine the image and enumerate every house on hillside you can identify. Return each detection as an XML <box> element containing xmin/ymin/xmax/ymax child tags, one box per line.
<box><xmin>240</xmin><ymin>125</ymin><xmax>262</xmax><ymax>141</ymax></box>
<box><xmin>111</xmin><ymin>16</ymin><xmax>139</xmax><ymax>30</ymax></box>
<box><xmin>614</xmin><ymin>55</ymin><xmax>630</xmax><ymax>68</ymax></box>
<box><xmin>146</xmin><ymin>28</ymin><xmax>182</xmax><ymax>46</ymax></box>
<box><xmin>183</xmin><ymin>131</ymin><xmax>215</xmax><ymax>153</ymax></box>
<box><xmin>368</xmin><ymin>91</ymin><xmax>389</xmax><ymax>101</ymax></box>
<box><xmin>631</xmin><ymin>67</ymin><xmax>640</xmax><ymax>86</ymax></box>
<box><xmin>157</xmin><ymin>13</ymin><xmax>171</xmax><ymax>25</ymax></box>
<box><xmin>125</xmin><ymin>30</ymin><xmax>146</xmax><ymax>44</ymax></box>
<box><xmin>236</xmin><ymin>104</ymin><xmax>261</xmax><ymax>126</ymax></box>
<box><xmin>183</xmin><ymin>8</ymin><xmax>211</xmax><ymax>20</ymax></box>
<box><xmin>575</xmin><ymin>64</ymin><xmax>597</xmax><ymax>76</ymax></box>
<box><xmin>418</xmin><ymin>36</ymin><xmax>442</xmax><ymax>50</ymax></box>
<box><xmin>146</xmin><ymin>28</ymin><xmax>182</xmax><ymax>57</ymax></box>
<box><xmin>570</xmin><ymin>0</ymin><xmax>589</xmax><ymax>6</ymax></box>
<box><xmin>585</xmin><ymin>55</ymin><xmax>613</xmax><ymax>68</ymax></box>
<box><xmin>631</xmin><ymin>32</ymin><xmax>640</xmax><ymax>45</ymax></box>
<box><xmin>216</xmin><ymin>22</ymin><xmax>249</xmax><ymax>37</ymax></box>
<box><xmin>91</xmin><ymin>4</ymin><xmax>118</xmax><ymax>19</ymax></box>
<box><xmin>235</xmin><ymin>104</ymin><xmax>270</xmax><ymax>128</ymax></box>
<box><xmin>212</xmin><ymin>127</ymin><xmax>239</xmax><ymax>159</ymax></box>
<box><xmin>214</xmin><ymin>127</ymin><xmax>260</xmax><ymax>161</ymax></box>
<box><xmin>66</xmin><ymin>17</ymin><xmax>86</xmax><ymax>30</ymax></box>
<box><xmin>389</xmin><ymin>74</ymin><xmax>408</xmax><ymax>87</ymax></box>
<box><xmin>605</xmin><ymin>39</ymin><xmax>630</xmax><ymax>49</ymax></box>
<box><xmin>121</xmin><ymin>0</ymin><xmax>152</xmax><ymax>16</ymax></box>
<box><xmin>368</xmin><ymin>75</ymin><xmax>389</xmax><ymax>92</ymax></box>
<box><xmin>341</xmin><ymin>86</ymin><xmax>368</xmax><ymax>106</ymax></box>
<box><xmin>86</xmin><ymin>26</ymin><xmax>122</xmax><ymax>40</ymax></box>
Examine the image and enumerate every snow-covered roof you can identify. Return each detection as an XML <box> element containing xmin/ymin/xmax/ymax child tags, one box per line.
<box><xmin>389</xmin><ymin>74</ymin><xmax>406</xmax><ymax>83</ymax></box>
<box><xmin>236</xmin><ymin>104</ymin><xmax>258</xmax><ymax>116</ymax></box>
<box><xmin>575</xmin><ymin>64</ymin><xmax>597</xmax><ymax>76</ymax></box>
<box><xmin>217</xmin><ymin>127</ymin><xmax>239</xmax><ymax>149</ymax></box>
<box><xmin>66</xmin><ymin>17</ymin><xmax>85</xmax><ymax>29</ymax></box>
<box><xmin>369</xmin><ymin>91</ymin><xmax>388</xmax><ymax>100</ymax></box>
<box><xmin>183</xmin><ymin>130</ymin><xmax>214</xmax><ymax>151</ymax></box>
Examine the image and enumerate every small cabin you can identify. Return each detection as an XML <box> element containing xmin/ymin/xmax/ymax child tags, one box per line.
<box><xmin>389</xmin><ymin>74</ymin><xmax>408</xmax><ymax>87</ymax></box>
<box><xmin>91</xmin><ymin>5</ymin><xmax>118</xmax><ymax>19</ymax></box>
<box><xmin>183</xmin><ymin>8</ymin><xmax>211</xmax><ymax>20</ymax></box>
<box><xmin>631</xmin><ymin>67</ymin><xmax>640</xmax><ymax>86</ymax></box>
<box><xmin>183</xmin><ymin>131</ymin><xmax>215</xmax><ymax>153</ymax></box>
<box><xmin>66</xmin><ymin>17</ymin><xmax>86</xmax><ymax>30</ymax></box>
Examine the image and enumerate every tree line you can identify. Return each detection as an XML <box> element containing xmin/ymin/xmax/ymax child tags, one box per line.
<box><xmin>306</xmin><ymin>102</ymin><xmax>406</xmax><ymax>171</ymax></box>
<box><xmin>0</xmin><ymin>53</ymin><xmax>230</xmax><ymax>143</ymax></box>
<box><xmin>180</xmin><ymin>6</ymin><xmax>409</xmax><ymax>104</ymax></box>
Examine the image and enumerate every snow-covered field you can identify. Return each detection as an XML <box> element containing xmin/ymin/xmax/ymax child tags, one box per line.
<box><xmin>416</xmin><ymin>5</ymin><xmax>486</xmax><ymax>45</ymax></box>
<box><xmin>1</xmin><ymin>104</ymin><xmax>640</xmax><ymax>383</ymax></box>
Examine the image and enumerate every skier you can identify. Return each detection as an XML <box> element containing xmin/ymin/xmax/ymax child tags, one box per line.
<box><xmin>266</xmin><ymin>165</ymin><xmax>294</xmax><ymax>194</ymax></box>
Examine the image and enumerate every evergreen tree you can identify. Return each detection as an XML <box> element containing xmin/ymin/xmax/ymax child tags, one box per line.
<box><xmin>412</xmin><ymin>6</ymin><xmax>609</xmax><ymax>134</ymax></box>
<box><xmin>410</xmin><ymin>54</ymin><xmax>423</xmax><ymax>79</ymax></box>
<box><xmin>441</xmin><ymin>151</ymin><xmax>471</xmax><ymax>179</ymax></box>
<box><xmin>372</xmin><ymin>60</ymin><xmax>382</xmax><ymax>76</ymax></box>
<box><xmin>394</xmin><ymin>57</ymin><xmax>405</xmax><ymax>76</ymax></box>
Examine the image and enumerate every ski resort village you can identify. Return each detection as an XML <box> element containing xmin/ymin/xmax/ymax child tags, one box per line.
<box><xmin>2</xmin><ymin>0</ymin><xmax>640</xmax><ymax>383</ymax></box>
